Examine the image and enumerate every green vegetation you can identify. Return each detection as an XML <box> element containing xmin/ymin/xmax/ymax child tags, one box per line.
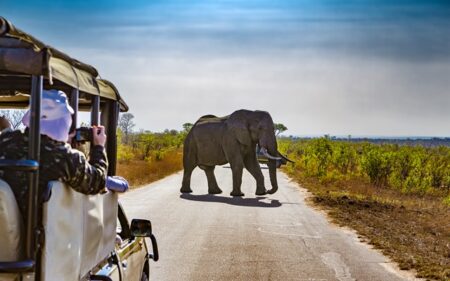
<box><xmin>280</xmin><ymin>137</ymin><xmax>450</xmax><ymax>280</ymax></box>
<box><xmin>116</xmin><ymin>114</ymin><xmax>186</xmax><ymax>187</ymax></box>
<box><xmin>117</xmin><ymin>129</ymin><xmax>185</xmax><ymax>163</ymax></box>
<box><xmin>279</xmin><ymin>137</ymin><xmax>450</xmax><ymax>197</ymax></box>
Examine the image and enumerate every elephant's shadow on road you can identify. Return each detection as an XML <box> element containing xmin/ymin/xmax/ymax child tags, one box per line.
<box><xmin>179</xmin><ymin>193</ymin><xmax>282</xmax><ymax>208</ymax></box>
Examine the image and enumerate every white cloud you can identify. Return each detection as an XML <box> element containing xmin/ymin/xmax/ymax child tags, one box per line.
<box><xmin>4</xmin><ymin>0</ymin><xmax>449</xmax><ymax>136</ymax></box>
<box><xmin>66</xmin><ymin>46</ymin><xmax>450</xmax><ymax>136</ymax></box>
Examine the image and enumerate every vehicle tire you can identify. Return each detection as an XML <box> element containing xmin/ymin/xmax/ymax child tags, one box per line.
<box><xmin>140</xmin><ymin>272</ymin><xmax>149</xmax><ymax>281</ymax></box>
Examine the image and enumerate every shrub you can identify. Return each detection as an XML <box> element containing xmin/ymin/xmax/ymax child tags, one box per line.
<box><xmin>361</xmin><ymin>146</ymin><xmax>393</xmax><ymax>187</ymax></box>
<box><xmin>281</xmin><ymin>138</ymin><xmax>450</xmax><ymax>195</ymax></box>
<box><xmin>331</xmin><ymin>142</ymin><xmax>358</xmax><ymax>175</ymax></box>
<box><xmin>117</xmin><ymin>143</ymin><xmax>134</xmax><ymax>163</ymax></box>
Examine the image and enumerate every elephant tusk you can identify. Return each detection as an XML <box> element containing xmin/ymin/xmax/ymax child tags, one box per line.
<box><xmin>260</xmin><ymin>147</ymin><xmax>282</xmax><ymax>161</ymax></box>
<box><xmin>279</xmin><ymin>153</ymin><xmax>295</xmax><ymax>163</ymax></box>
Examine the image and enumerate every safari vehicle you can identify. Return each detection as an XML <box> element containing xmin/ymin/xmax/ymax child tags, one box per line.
<box><xmin>0</xmin><ymin>17</ymin><xmax>158</xmax><ymax>281</ymax></box>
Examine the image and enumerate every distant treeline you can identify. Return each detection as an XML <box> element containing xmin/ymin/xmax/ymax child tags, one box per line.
<box><xmin>284</xmin><ymin>136</ymin><xmax>450</xmax><ymax>147</ymax></box>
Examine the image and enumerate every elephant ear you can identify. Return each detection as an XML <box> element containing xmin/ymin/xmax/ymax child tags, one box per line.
<box><xmin>226</xmin><ymin>113</ymin><xmax>252</xmax><ymax>147</ymax></box>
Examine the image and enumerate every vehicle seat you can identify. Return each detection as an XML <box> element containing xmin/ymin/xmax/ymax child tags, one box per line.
<box><xmin>0</xmin><ymin>178</ymin><xmax>23</xmax><ymax>281</ymax></box>
<box><xmin>0</xmin><ymin>179</ymin><xmax>23</xmax><ymax>261</ymax></box>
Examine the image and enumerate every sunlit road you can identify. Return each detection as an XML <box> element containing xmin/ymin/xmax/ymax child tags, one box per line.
<box><xmin>120</xmin><ymin>167</ymin><xmax>418</xmax><ymax>281</ymax></box>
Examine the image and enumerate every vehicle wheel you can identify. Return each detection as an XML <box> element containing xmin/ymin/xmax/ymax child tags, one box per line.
<box><xmin>141</xmin><ymin>272</ymin><xmax>149</xmax><ymax>281</ymax></box>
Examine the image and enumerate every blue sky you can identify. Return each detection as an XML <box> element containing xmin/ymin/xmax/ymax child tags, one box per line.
<box><xmin>2</xmin><ymin>0</ymin><xmax>450</xmax><ymax>136</ymax></box>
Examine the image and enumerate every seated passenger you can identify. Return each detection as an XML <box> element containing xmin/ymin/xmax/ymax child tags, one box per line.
<box><xmin>0</xmin><ymin>89</ymin><xmax>108</xmax><ymax>220</ymax></box>
<box><xmin>0</xmin><ymin>115</ymin><xmax>12</xmax><ymax>134</ymax></box>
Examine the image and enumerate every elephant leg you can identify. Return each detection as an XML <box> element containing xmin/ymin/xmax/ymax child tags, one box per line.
<box><xmin>244</xmin><ymin>155</ymin><xmax>266</xmax><ymax>195</ymax></box>
<box><xmin>203</xmin><ymin>166</ymin><xmax>222</xmax><ymax>194</ymax></box>
<box><xmin>230</xmin><ymin>163</ymin><xmax>244</xmax><ymax>197</ymax></box>
<box><xmin>180</xmin><ymin>165</ymin><xmax>195</xmax><ymax>193</ymax></box>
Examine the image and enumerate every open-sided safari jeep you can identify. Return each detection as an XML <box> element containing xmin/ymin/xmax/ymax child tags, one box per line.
<box><xmin>0</xmin><ymin>17</ymin><xmax>158</xmax><ymax>281</ymax></box>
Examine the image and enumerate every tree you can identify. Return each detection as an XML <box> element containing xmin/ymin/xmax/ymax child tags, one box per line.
<box><xmin>274</xmin><ymin>123</ymin><xmax>288</xmax><ymax>136</ymax></box>
<box><xmin>118</xmin><ymin>113</ymin><xmax>135</xmax><ymax>144</ymax></box>
<box><xmin>0</xmin><ymin>109</ymin><xmax>26</xmax><ymax>129</ymax></box>
<box><xmin>182</xmin><ymin>123</ymin><xmax>193</xmax><ymax>132</ymax></box>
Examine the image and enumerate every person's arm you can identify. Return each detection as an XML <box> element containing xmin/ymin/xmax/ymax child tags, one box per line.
<box><xmin>63</xmin><ymin>147</ymin><xmax>108</xmax><ymax>194</ymax></box>
<box><xmin>62</xmin><ymin>126</ymin><xmax>108</xmax><ymax>194</ymax></box>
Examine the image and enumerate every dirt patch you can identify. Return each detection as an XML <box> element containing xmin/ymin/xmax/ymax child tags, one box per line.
<box><xmin>287</xmin><ymin>174</ymin><xmax>450</xmax><ymax>281</ymax></box>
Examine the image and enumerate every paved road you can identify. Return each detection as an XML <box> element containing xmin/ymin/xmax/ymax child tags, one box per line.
<box><xmin>120</xmin><ymin>167</ymin><xmax>419</xmax><ymax>281</ymax></box>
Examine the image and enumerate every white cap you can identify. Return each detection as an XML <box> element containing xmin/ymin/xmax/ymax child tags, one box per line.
<box><xmin>22</xmin><ymin>89</ymin><xmax>74</xmax><ymax>142</ymax></box>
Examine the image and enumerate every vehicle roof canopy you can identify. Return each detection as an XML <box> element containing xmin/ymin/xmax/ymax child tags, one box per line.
<box><xmin>0</xmin><ymin>17</ymin><xmax>128</xmax><ymax>111</ymax></box>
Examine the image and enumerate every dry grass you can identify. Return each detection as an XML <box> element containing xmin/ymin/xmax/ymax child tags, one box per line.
<box><xmin>285</xmin><ymin>170</ymin><xmax>450</xmax><ymax>281</ymax></box>
<box><xmin>117</xmin><ymin>149</ymin><xmax>183</xmax><ymax>188</ymax></box>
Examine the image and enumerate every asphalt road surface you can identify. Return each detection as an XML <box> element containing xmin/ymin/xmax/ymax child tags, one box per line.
<box><xmin>120</xmin><ymin>166</ymin><xmax>419</xmax><ymax>281</ymax></box>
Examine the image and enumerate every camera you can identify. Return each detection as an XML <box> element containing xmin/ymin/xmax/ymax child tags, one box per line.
<box><xmin>74</xmin><ymin>127</ymin><xmax>97</xmax><ymax>142</ymax></box>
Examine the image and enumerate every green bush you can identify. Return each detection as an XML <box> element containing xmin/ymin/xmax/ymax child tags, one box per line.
<box><xmin>117</xmin><ymin>143</ymin><xmax>134</xmax><ymax>163</ymax></box>
<box><xmin>118</xmin><ymin>129</ymin><xmax>186</xmax><ymax>163</ymax></box>
<box><xmin>331</xmin><ymin>142</ymin><xmax>358</xmax><ymax>175</ymax></box>
<box><xmin>361</xmin><ymin>146</ymin><xmax>393</xmax><ymax>187</ymax></box>
<box><xmin>280</xmin><ymin>137</ymin><xmax>450</xmax><ymax>195</ymax></box>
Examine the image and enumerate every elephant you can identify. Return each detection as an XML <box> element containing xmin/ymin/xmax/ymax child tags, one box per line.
<box><xmin>180</xmin><ymin>109</ymin><xmax>291</xmax><ymax>196</ymax></box>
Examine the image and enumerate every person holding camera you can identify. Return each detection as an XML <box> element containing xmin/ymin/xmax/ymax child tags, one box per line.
<box><xmin>69</xmin><ymin>127</ymin><xmax>129</xmax><ymax>193</ymax></box>
<box><xmin>0</xmin><ymin>89</ymin><xmax>126</xmax><ymax>220</ymax></box>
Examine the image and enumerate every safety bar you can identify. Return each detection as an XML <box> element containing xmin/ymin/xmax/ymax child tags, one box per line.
<box><xmin>70</xmin><ymin>88</ymin><xmax>79</xmax><ymax>133</ymax></box>
<box><xmin>106</xmin><ymin>101</ymin><xmax>119</xmax><ymax>176</ymax></box>
<box><xmin>91</xmin><ymin>95</ymin><xmax>100</xmax><ymax>126</ymax></box>
<box><xmin>26</xmin><ymin>75</ymin><xmax>42</xmax><ymax>265</ymax></box>
<box><xmin>0</xmin><ymin>160</ymin><xmax>39</xmax><ymax>171</ymax></box>
<box><xmin>0</xmin><ymin>260</ymin><xmax>35</xmax><ymax>273</ymax></box>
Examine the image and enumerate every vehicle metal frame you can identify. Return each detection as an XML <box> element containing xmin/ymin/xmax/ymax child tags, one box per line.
<box><xmin>0</xmin><ymin>16</ymin><xmax>155</xmax><ymax>281</ymax></box>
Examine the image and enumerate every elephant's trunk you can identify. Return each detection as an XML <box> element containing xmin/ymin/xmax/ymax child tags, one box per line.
<box><xmin>266</xmin><ymin>159</ymin><xmax>278</xmax><ymax>194</ymax></box>
<box><xmin>260</xmin><ymin>135</ymin><xmax>279</xmax><ymax>195</ymax></box>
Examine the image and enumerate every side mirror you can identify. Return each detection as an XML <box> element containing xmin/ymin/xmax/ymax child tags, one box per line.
<box><xmin>130</xmin><ymin>219</ymin><xmax>152</xmax><ymax>237</ymax></box>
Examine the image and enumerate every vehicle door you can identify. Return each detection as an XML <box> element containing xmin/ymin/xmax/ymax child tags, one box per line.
<box><xmin>116</xmin><ymin>205</ymin><xmax>148</xmax><ymax>281</ymax></box>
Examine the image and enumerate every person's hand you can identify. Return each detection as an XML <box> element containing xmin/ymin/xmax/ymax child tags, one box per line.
<box><xmin>93</xmin><ymin>126</ymin><xmax>106</xmax><ymax>147</ymax></box>
<box><xmin>67</xmin><ymin>130</ymin><xmax>76</xmax><ymax>144</ymax></box>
